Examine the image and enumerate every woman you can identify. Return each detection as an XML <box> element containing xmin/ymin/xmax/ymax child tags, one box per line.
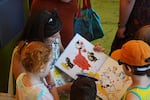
<box><xmin>110</xmin><ymin>0</ymin><xmax>150</xmax><ymax>55</ymax></box>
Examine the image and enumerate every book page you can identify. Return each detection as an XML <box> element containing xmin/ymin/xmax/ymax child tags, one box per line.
<box><xmin>55</xmin><ymin>34</ymin><xmax>132</xmax><ymax>99</ymax></box>
<box><xmin>55</xmin><ymin>34</ymin><xmax>107</xmax><ymax>79</ymax></box>
<box><xmin>95</xmin><ymin>57</ymin><xmax>132</xmax><ymax>100</ymax></box>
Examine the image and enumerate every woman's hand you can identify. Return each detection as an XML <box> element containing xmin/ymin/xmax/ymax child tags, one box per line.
<box><xmin>116</xmin><ymin>27</ymin><xmax>126</xmax><ymax>38</ymax></box>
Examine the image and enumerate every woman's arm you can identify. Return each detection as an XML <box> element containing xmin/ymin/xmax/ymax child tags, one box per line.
<box><xmin>119</xmin><ymin>0</ymin><xmax>135</xmax><ymax>27</ymax></box>
<box><xmin>117</xmin><ymin>0</ymin><xmax>136</xmax><ymax>38</ymax></box>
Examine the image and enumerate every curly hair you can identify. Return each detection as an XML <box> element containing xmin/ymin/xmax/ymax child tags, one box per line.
<box><xmin>19</xmin><ymin>41</ymin><xmax>52</xmax><ymax>73</ymax></box>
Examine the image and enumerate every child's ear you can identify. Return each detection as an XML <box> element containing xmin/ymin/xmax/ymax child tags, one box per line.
<box><xmin>126</xmin><ymin>65</ymin><xmax>132</xmax><ymax>73</ymax></box>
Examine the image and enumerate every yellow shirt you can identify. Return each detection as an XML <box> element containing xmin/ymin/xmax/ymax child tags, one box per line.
<box><xmin>122</xmin><ymin>84</ymin><xmax>150</xmax><ymax>100</ymax></box>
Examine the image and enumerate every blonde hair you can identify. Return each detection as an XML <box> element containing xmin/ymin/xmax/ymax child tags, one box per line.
<box><xmin>18</xmin><ymin>41</ymin><xmax>52</xmax><ymax>73</ymax></box>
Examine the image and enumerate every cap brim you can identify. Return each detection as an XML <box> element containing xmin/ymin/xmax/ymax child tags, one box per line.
<box><xmin>111</xmin><ymin>49</ymin><xmax>121</xmax><ymax>60</ymax></box>
<box><xmin>76</xmin><ymin>73</ymin><xmax>98</xmax><ymax>81</ymax></box>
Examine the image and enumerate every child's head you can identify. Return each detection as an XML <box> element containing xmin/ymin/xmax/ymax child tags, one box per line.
<box><xmin>111</xmin><ymin>40</ymin><xmax>150</xmax><ymax>76</ymax></box>
<box><xmin>21</xmin><ymin>9</ymin><xmax>62</xmax><ymax>43</ymax></box>
<box><xmin>70</xmin><ymin>76</ymin><xmax>97</xmax><ymax>100</ymax></box>
<box><xmin>20</xmin><ymin>41</ymin><xmax>52</xmax><ymax>77</ymax></box>
<box><xmin>134</xmin><ymin>25</ymin><xmax>150</xmax><ymax>45</ymax></box>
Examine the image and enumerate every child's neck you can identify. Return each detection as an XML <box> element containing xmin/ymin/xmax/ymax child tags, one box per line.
<box><xmin>130</xmin><ymin>75</ymin><xmax>150</xmax><ymax>88</ymax></box>
<box><xmin>23</xmin><ymin>72</ymin><xmax>42</xmax><ymax>86</ymax></box>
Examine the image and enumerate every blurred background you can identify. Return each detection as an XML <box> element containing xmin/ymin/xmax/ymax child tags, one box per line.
<box><xmin>91</xmin><ymin>0</ymin><xmax>119</xmax><ymax>54</ymax></box>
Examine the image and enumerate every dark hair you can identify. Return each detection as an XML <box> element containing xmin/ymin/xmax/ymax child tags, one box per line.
<box><xmin>19</xmin><ymin>9</ymin><xmax>62</xmax><ymax>43</ymax></box>
<box><xmin>70</xmin><ymin>77</ymin><xmax>97</xmax><ymax>100</ymax></box>
<box><xmin>134</xmin><ymin>25</ymin><xmax>150</xmax><ymax>46</ymax></box>
<box><xmin>118</xmin><ymin>60</ymin><xmax>150</xmax><ymax>76</ymax></box>
<box><xmin>123</xmin><ymin>63</ymin><xmax>150</xmax><ymax>76</ymax></box>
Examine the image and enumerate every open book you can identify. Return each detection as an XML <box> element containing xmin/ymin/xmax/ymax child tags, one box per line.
<box><xmin>55</xmin><ymin>34</ymin><xmax>132</xmax><ymax>100</ymax></box>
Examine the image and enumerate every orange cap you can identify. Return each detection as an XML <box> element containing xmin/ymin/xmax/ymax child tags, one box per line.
<box><xmin>111</xmin><ymin>40</ymin><xmax>150</xmax><ymax>66</ymax></box>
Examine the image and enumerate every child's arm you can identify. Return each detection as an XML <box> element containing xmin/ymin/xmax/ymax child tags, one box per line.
<box><xmin>45</xmin><ymin>71</ymin><xmax>73</xmax><ymax>95</ymax></box>
<box><xmin>56</xmin><ymin>82</ymin><xmax>73</xmax><ymax>94</ymax></box>
<box><xmin>125</xmin><ymin>92</ymin><xmax>139</xmax><ymax>100</ymax></box>
<box><xmin>45</xmin><ymin>72</ymin><xmax>60</xmax><ymax>100</ymax></box>
<box><xmin>49</xmin><ymin>86</ymin><xmax>60</xmax><ymax>100</ymax></box>
<box><xmin>93</xmin><ymin>43</ymin><xmax>106</xmax><ymax>53</ymax></box>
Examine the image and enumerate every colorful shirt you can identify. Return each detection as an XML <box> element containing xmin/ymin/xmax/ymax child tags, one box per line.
<box><xmin>16</xmin><ymin>73</ymin><xmax>54</xmax><ymax>100</ymax></box>
<box><xmin>122</xmin><ymin>84</ymin><xmax>150</xmax><ymax>100</ymax></box>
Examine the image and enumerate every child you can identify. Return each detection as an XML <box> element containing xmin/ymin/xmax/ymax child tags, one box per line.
<box><xmin>111</xmin><ymin>40</ymin><xmax>150</xmax><ymax>100</ymax></box>
<box><xmin>12</xmin><ymin>9</ymin><xmax>64</xmax><ymax>80</ymax></box>
<box><xmin>70</xmin><ymin>75</ymin><xmax>97</xmax><ymax>100</ymax></box>
<box><xmin>9</xmin><ymin>9</ymin><xmax>71</xmax><ymax>97</ymax></box>
<box><xmin>16</xmin><ymin>41</ymin><xmax>59</xmax><ymax>100</ymax></box>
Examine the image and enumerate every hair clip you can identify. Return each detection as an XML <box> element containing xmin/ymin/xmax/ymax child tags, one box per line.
<box><xmin>21</xmin><ymin>41</ymin><xmax>28</xmax><ymax>49</ymax></box>
<box><xmin>25</xmin><ymin>41</ymin><xmax>28</xmax><ymax>45</ymax></box>
<box><xmin>23</xmin><ymin>41</ymin><xmax>29</xmax><ymax>48</ymax></box>
<box><xmin>48</xmin><ymin>17</ymin><xmax>53</xmax><ymax>23</ymax></box>
<box><xmin>19</xmin><ymin>41</ymin><xmax>29</xmax><ymax>55</ymax></box>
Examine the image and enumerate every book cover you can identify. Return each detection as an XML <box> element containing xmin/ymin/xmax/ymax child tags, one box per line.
<box><xmin>55</xmin><ymin>34</ymin><xmax>132</xmax><ymax>100</ymax></box>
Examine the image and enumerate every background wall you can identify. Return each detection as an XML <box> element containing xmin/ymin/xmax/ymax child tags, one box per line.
<box><xmin>0</xmin><ymin>0</ymin><xmax>29</xmax><ymax>92</ymax></box>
